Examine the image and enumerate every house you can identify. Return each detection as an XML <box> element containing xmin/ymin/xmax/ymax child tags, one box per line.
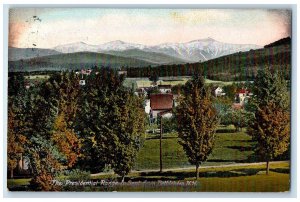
<box><xmin>236</xmin><ymin>89</ymin><xmax>252</xmax><ymax>105</ymax></box>
<box><xmin>149</xmin><ymin>94</ymin><xmax>173</xmax><ymax>120</ymax></box>
<box><xmin>144</xmin><ymin>99</ymin><xmax>151</xmax><ymax>114</ymax></box>
<box><xmin>76</xmin><ymin>69</ymin><xmax>92</xmax><ymax>76</ymax></box>
<box><xmin>24</xmin><ymin>81</ymin><xmax>31</xmax><ymax>89</ymax></box>
<box><xmin>135</xmin><ymin>87</ymin><xmax>148</xmax><ymax>97</ymax></box>
<box><xmin>212</xmin><ymin>86</ymin><xmax>226</xmax><ymax>97</ymax></box>
<box><xmin>158</xmin><ymin>84</ymin><xmax>172</xmax><ymax>94</ymax></box>
<box><xmin>117</xmin><ymin>70</ymin><xmax>127</xmax><ymax>76</ymax></box>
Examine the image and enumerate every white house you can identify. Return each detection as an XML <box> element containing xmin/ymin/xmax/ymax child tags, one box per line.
<box><xmin>236</xmin><ymin>89</ymin><xmax>252</xmax><ymax>105</ymax></box>
<box><xmin>144</xmin><ymin>99</ymin><xmax>151</xmax><ymax>114</ymax></box>
<box><xmin>213</xmin><ymin>86</ymin><xmax>226</xmax><ymax>97</ymax></box>
<box><xmin>117</xmin><ymin>70</ymin><xmax>127</xmax><ymax>76</ymax></box>
<box><xmin>158</xmin><ymin>85</ymin><xmax>172</xmax><ymax>94</ymax></box>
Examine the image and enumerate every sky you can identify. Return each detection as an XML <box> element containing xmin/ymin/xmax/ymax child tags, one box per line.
<box><xmin>9</xmin><ymin>8</ymin><xmax>292</xmax><ymax>48</ymax></box>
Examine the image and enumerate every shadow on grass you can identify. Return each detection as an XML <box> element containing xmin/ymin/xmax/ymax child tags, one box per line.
<box><xmin>230</xmin><ymin>139</ymin><xmax>254</xmax><ymax>143</ymax></box>
<box><xmin>135</xmin><ymin>168</ymin><xmax>264</xmax><ymax>181</ymax></box>
<box><xmin>216</xmin><ymin>129</ymin><xmax>237</xmax><ymax>133</ymax></box>
<box><xmin>146</xmin><ymin>136</ymin><xmax>177</xmax><ymax>140</ymax></box>
<box><xmin>270</xmin><ymin>168</ymin><xmax>290</xmax><ymax>174</ymax></box>
<box><xmin>226</xmin><ymin>145</ymin><xmax>254</xmax><ymax>151</ymax></box>
<box><xmin>207</xmin><ymin>152</ymin><xmax>259</xmax><ymax>163</ymax></box>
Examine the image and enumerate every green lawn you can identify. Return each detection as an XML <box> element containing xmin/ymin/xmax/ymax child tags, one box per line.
<box><xmin>7</xmin><ymin>129</ymin><xmax>290</xmax><ymax>192</ymax></box>
<box><xmin>7</xmin><ymin>178</ymin><xmax>31</xmax><ymax>187</ymax></box>
<box><xmin>135</xmin><ymin>132</ymin><xmax>190</xmax><ymax>170</ymax></box>
<box><xmin>91</xmin><ymin>162</ymin><xmax>290</xmax><ymax>192</ymax></box>
<box><xmin>134</xmin><ymin>130</ymin><xmax>256</xmax><ymax>170</ymax></box>
<box><xmin>8</xmin><ymin>162</ymin><xmax>289</xmax><ymax>192</ymax></box>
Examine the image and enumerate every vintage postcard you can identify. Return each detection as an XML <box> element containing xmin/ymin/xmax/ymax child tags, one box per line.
<box><xmin>7</xmin><ymin>7</ymin><xmax>292</xmax><ymax>192</ymax></box>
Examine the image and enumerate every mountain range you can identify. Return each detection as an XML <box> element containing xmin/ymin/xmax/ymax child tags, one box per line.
<box><xmin>52</xmin><ymin>38</ymin><xmax>261</xmax><ymax>63</ymax></box>
<box><xmin>9</xmin><ymin>38</ymin><xmax>261</xmax><ymax>65</ymax></box>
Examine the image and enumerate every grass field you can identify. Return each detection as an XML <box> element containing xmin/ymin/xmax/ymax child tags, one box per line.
<box><xmin>25</xmin><ymin>75</ymin><xmax>50</xmax><ymax>80</ymax></box>
<box><xmin>123</xmin><ymin>77</ymin><xmax>251</xmax><ymax>90</ymax></box>
<box><xmin>6</xmin><ymin>126</ymin><xmax>289</xmax><ymax>192</ymax></box>
<box><xmin>134</xmin><ymin>130</ymin><xmax>256</xmax><ymax>170</ymax></box>
<box><xmin>7</xmin><ymin>162</ymin><xmax>289</xmax><ymax>192</ymax></box>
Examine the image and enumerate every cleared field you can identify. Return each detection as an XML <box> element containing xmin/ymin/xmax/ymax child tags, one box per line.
<box><xmin>124</xmin><ymin>77</ymin><xmax>250</xmax><ymax>90</ymax></box>
<box><xmin>25</xmin><ymin>75</ymin><xmax>50</xmax><ymax>80</ymax></box>
<box><xmin>134</xmin><ymin>130</ymin><xmax>256</xmax><ymax>170</ymax></box>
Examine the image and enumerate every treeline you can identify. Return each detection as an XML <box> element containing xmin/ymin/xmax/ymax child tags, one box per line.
<box><xmin>125</xmin><ymin>44</ymin><xmax>291</xmax><ymax>81</ymax></box>
<box><xmin>264</xmin><ymin>37</ymin><xmax>291</xmax><ymax>48</ymax></box>
<box><xmin>8</xmin><ymin>68</ymin><xmax>146</xmax><ymax>190</ymax></box>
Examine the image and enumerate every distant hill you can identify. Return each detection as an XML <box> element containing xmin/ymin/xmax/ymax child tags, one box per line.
<box><xmin>8</xmin><ymin>48</ymin><xmax>61</xmax><ymax>61</ymax></box>
<box><xmin>264</xmin><ymin>37</ymin><xmax>291</xmax><ymax>48</ymax></box>
<box><xmin>105</xmin><ymin>49</ymin><xmax>188</xmax><ymax>65</ymax></box>
<box><xmin>126</xmin><ymin>41</ymin><xmax>291</xmax><ymax>81</ymax></box>
<box><xmin>8</xmin><ymin>52</ymin><xmax>155</xmax><ymax>72</ymax></box>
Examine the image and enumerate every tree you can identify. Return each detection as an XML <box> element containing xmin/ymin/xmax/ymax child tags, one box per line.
<box><xmin>43</xmin><ymin>72</ymin><xmax>81</xmax><ymax>168</ymax></box>
<box><xmin>250</xmin><ymin>68</ymin><xmax>289</xmax><ymax>110</ymax></box>
<box><xmin>8</xmin><ymin>73</ymin><xmax>26</xmax><ymax>97</ymax></box>
<box><xmin>7</xmin><ymin>73</ymin><xmax>27</xmax><ymax>178</ymax></box>
<box><xmin>222</xmin><ymin>84</ymin><xmax>237</xmax><ymax>101</ymax></box>
<box><xmin>248</xmin><ymin>68</ymin><xmax>290</xmax><ymax>174</ymax></box>
<box><xmin>7</xmin><ymin>107</ymin><xmax>27</xmax><ymax>178</ymax></box>
<box><xmin>23</xmin><ymin>91</ymin><xmax>62</xmax><ymax>191</ymax></box>
<box><xmin>76</xmin><ymin>68</ymin><xmax>145</xmax><ymax>181</ymax></box>
<box><xmin>171</xmin><ymin>84</ymin><xmax>183</xmax><ymax>95</ymax></box>
<box><xmin>52</xmin><ymin>113</ymin><xmax>81</xmax><ymax>168</ymax></box>
<box><xmin>161</xmin><ymin>117</ymin><xmax>177</xmax><ymax>133</ymax></box>
<box><xmin>149</xmin><ymin>73</ymin><xmax>159</xmax><ymax>86</ymax></box>
<box><xmin>248</xmin><ymin>102</ymin><xmax>290</xmax><ymax>174</ymax></box>
<box><xmin>225</xmin><ymin>109</ymin><xmax>253</xmax><ymax>132</ymax></box>
<box><xmin>111</xmin><ymin>93</ymin><xmax>146</xmax><ymax>181</ymax></box>
<box><xmin>23</xmin><ymin>72</ymin><xmax>81</xmax><ymax>190</ymax></box>
<box><xmin>175</xmin><ymin>76</ymin><xmax>219</xmax><ymax>180</ymax></box>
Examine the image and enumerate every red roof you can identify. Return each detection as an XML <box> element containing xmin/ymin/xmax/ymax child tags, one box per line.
<box><xmin>150</xmin><ymin>94</ymin><xmax>173</xmax><ymax>110</ymax></box>
<box><xmin>237</xmin><ymin>89</ymin><xmax>250</xmax><ymax>94</ymax></box>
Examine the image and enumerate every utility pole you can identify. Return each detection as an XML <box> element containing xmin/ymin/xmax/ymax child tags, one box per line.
<box><xmin>159</xmin><ymin>114</ymin><xmax>163</xmax><ymax>173</ymax></box>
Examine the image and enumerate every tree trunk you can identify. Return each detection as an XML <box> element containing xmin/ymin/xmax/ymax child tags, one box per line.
<box><xmin>121</xmin><ymin>175</ymin><xmax>125</xmax><ymax>182</ymax></box>
<box><xmin>266</xmin><ymin>160</ymin><xmax>270</xmax><ymax>175</ymax></box>
<box><xmin>10</xmin><ymin>169</ymin><xmax>13</xmax><ymax>179</ymax></box>
<box><xmin>160</xmin><ymin>115</ymin><xmax>163</xmax><ymax>173</ymax></box>
<box><xmin>195</xmin><ymin>163</ymin><xmax>199</xmax><ymax>180</ymax></box>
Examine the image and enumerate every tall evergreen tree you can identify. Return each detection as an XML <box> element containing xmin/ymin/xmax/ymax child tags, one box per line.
<box><xmin>250</xmin><ymin>68</ymin><xmax>289</xmax><ymax>110</ymax></box>
<box><xmin>175</xmin><ymin>76</ymin><xmax>219</xmax><ymax>179</ymax></box>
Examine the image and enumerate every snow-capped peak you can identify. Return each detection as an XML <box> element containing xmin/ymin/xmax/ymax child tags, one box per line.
<box><xmin>98</xmin><ymin>40</ymin><xmax>146</xmax><ymax>51</ymax></box>
<box><xmin>53</xmin><ymin>38</ymin><xmax>262</xmax><ymax>62</ymax></box>
<box><xmin>53</xmin><ymin>41</ymin><xmax>98</xmax><ymax>53</ymax></box>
